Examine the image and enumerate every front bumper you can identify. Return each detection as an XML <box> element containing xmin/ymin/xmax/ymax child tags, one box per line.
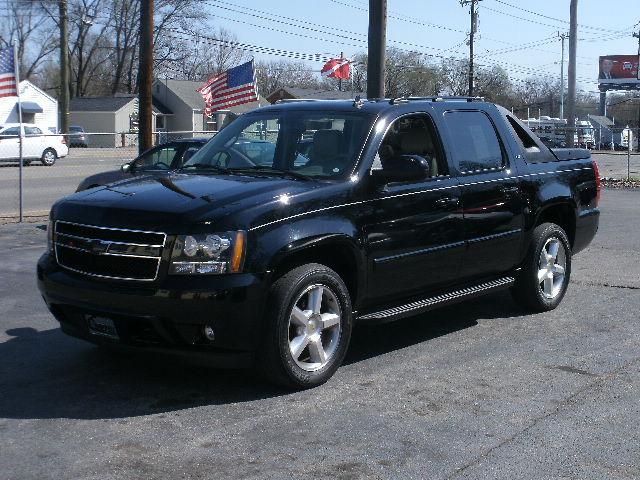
<box><xmin>37</xmin><ymin>252</ymin><xmax>271</xmax><ymax>367</ymax></box>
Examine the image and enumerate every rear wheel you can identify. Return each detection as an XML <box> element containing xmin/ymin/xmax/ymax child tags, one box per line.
<box><xmin>511</xmin><ymin>222</ymin><xmax>571</xmax><ymax>312</ymax></box>
<box><xmin>260</xmin><ymin>263</ymin><xmax>352</xmax><ymax>389</ymax></box>
<box><xmin>41</xmin><ymin>148</ymin><xmax>57</xmax><ymax>166</ymax></box>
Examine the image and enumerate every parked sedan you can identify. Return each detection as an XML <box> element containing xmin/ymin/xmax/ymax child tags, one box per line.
<box><xmin>68</xmin><ymin>125</ymin><xmax>89</xmax><ymax>147</ymax></box>
<box><xmin>0</xmin><ymin>123</ymin><xmax>69</xmax><ymax>166</ymax></box>
<box><xmin>76</xmin><ymin>138</ymin><xmax>208</xmax><ymax>191</ymax></box>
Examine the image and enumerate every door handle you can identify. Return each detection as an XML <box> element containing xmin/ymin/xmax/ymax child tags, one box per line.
<box><xmin>500</xmin><ymin>186</ymin><xmax>520</xmax><ymax>196</ymax></box>
<box><xmin>435</xmin><ymin>196</ymin><xmax>459</xmax><ymax>208</ymax></box>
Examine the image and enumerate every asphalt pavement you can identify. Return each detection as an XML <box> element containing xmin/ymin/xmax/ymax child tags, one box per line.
<box><xmin>0</xmin><ymin>189</ymin><xmax>638</xmax><ymax>479</ymax></box>
<box><xmin>0</xmin><ymin>148</ymin><xmax>136</xmax><ymax>218</ymax></box>
<box><xmin>0</xmin><ymin>147</ymin><xmax>638</xmax><ymax>219</ymax></box>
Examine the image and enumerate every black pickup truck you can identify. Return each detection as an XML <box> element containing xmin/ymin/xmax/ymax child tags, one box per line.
<box><xmin>37</xmin><ymin>97</ymin><xmax>600</xmax><ymax>388</ymax></box>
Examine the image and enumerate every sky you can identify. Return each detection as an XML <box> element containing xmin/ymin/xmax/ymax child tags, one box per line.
<box><xmin>203</xmin><ymin>0</ymin><xmax>640</xmax><ymax>94</ymax></box>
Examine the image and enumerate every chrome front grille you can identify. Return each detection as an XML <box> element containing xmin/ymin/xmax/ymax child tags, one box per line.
<box><xmin>54</xmin><ymin>221</ymin><xmax>166</xmax><ymax>281</ymax></box>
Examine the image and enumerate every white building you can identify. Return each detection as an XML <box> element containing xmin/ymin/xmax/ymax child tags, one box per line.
<box><xmin>0</xmin><ymin>80</ymin><xmax>59</xmax><ymax>132</ymax></box>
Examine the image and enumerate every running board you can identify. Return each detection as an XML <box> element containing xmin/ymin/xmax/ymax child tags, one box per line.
<box><xmin>357</xmin><ymin>276</ymin><xmax>515</xmax><ymax>323</ymax></box>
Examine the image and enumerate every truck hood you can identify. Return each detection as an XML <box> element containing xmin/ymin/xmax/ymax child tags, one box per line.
<box><xmin>53</xmin><ymin>172</ymin><xmax>324</xmax><ymax>230</ymax></box>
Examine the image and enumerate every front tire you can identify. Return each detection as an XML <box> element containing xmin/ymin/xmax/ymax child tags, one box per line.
<box><xmin>41</xmin><ymin>148</ymin><xmax>57</xmax><ymax>166</ymax></box>
<box><xmin>260</xmin><ymin>263</ymin><xmax>353</xmax><ymax>389</ymax></box>
<box><xmin>511</xmin><ymin>222</ymin><xmax>571</xmax><ymax>312</ymax></box>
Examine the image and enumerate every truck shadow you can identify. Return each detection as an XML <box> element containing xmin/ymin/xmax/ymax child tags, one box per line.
<box><xmin>345</xmin><ymin>290</ymin><xmax>523</xmax><ymax>364</ymax></box>
<box><xmin>0</xmin><ymin>291</ymin><xmax>523</xmax><ymax>420</ymax></box>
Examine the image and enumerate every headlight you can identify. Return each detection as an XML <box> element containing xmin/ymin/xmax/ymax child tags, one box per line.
<box><xmin>169</xmin><ymin>231</ymin><xmax>246</xmax><ymax>275</ymax></box>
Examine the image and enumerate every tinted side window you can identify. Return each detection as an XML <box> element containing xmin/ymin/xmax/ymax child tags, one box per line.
<box><xmin>443</xmin><ymin>111</ymin><xmax>504</xmax><ymax>173</ymax></box>
<box><xmin>180</xmin><ymin>145</ymin><xmax>201</xmax><ymax>165</ymax></box>
<box><xmin>136</xmin><ymin>145</ymin><xmax>178</xmax><ymax>169</ymax></box>
<box><xmin>506</xmin><ymin>115</ymin><xmax>539</xmax><ymax>151</ymax></box>
<box><xmin>25</xmin><ymin>127</ymin><xmax>42</xmax><ymax>135</ymax></box>
<box><xmin>2</xmin><ymin>127</ymin><xmax>20</xmax><ymax>136</ymax></box>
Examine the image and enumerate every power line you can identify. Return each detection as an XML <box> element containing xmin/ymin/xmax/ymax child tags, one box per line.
<box><xmin>489</xmin><ymin>0</ymin><xmax>635</xmax><ymax>34</ymax></box>
<box><xmin>202</xmin><ymin>0</ymin><xmax>465</xmax><ymax>54</ymax></box>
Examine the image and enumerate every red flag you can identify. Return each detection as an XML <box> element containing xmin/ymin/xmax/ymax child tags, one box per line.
<box><xmin>321</xmin><ymin>58</ymin><xmax>350</xmax><ymax>80</ymax></box>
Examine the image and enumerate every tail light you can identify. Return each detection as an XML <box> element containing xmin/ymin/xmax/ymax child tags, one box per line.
<box><xmin>60</xmin><ymin>135</ymin><xmax>67</xmax><ymax>145</ymax></box>
<box><xmin>592</xmin><ymin>159</ymin><xmax>601</xmax><ymax>206</ymax></box>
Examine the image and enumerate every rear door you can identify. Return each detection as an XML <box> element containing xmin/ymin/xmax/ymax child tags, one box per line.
<box><xmin>441</xmin><ymin>109</ymin><xmax>524</xmax><ymax>280</ymax></box>
<box><xmin>24</xmin><ymin>126</ymin><xmax>44</xmax><ymax>158</ymax></box>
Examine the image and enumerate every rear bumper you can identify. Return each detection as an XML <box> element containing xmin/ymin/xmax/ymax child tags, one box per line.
<box><xmin>57</xmin><ymin>145</ymin><xmax>69</xmax><ymax>158</ymax></box>
<box><xmin>37</xmin><ymin>252</ymin><xmax>271</xmax><ymax>367</ymax></box>
<box><xmin>573</xmin><ymin>207</ymin><xmax>599</xmax><ymax>254</ymax></box>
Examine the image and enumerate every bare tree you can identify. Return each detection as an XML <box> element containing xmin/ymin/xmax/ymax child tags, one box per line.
<box><xmin>0</xmin><ymin>0</ymin><xmax>57</xmax><ymax>81</ymax></box>
<box><xmin>165</xmin><ymin>27</ymin><xmax>250</xmax><ymax>82</ymax></box>
<box><xmin>255</xmin><ymin>59</ymin><xmax>322</xmax><ymax>96</ymax></box>
<box><xmin>438</xmin><ymin>57</ymin><xmax>470</xmax><ymax>96</ymax></box>
<box><xmin>67</xmin><ymin>0</ymin><xmax>111</xmax><ymax>96</ymax></box>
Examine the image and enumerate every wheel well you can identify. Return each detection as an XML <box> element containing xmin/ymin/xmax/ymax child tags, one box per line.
<box><xmin>272</xmin><ymin>243</ymin><xmax>359</xmax><ymax>303</ymax></box>
<box><xmin>536</xmin><ymin>203</ymin><xmax>576</xmax><ymax>247</ymax></box>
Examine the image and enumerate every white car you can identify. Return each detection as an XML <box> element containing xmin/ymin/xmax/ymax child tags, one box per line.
<box><xmin>0</xmin><ymin>123</ymin><xmax>69</xmax><ymax>166</ymax></box>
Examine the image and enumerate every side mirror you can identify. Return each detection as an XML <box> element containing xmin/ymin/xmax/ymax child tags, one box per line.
<box><xmin>121</xmin><ymin>162</ymin><xmax>132</xmax><ymax>173</ymax></box>
<box><xmin>370</xmin><ymin>154</ymin><xmax>431</xmax><ymax>186</ymax></box>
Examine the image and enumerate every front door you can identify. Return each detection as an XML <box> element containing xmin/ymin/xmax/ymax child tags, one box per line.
<box><xmin>442</xmin><ymin>110</ymin><xmax>524</xmax><ymax>280</ymax></box>
<box><xmin>0</xmin><ymin>127</ymin><xmax>21</xmax><ymax>160</ymax></box>
<box><xmin>362</xmin><ymin>113</ymin><xmax>465</xmax><ymax>305</ymax></box>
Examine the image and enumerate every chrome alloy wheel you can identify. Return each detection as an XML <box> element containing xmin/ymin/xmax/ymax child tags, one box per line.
<box><xmin>538</xmin><ymin>237</ymin><xmax>567</xmax><ymax>299</ymax></box>
<box><xmin>43</xmin><ymin>150</ymin><xmax>56</xmax><ymax>165</ymax></box>
<box><xmin>288</xmin><ymin>284</ymin><xmax>342</xmax><ymax>372</ymax></box>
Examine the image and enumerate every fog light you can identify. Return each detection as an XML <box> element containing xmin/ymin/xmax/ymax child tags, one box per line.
<box><xmin>203</xmin><ymin>325</ymin><xmax>215</xmax><ymax>341</ymax></box>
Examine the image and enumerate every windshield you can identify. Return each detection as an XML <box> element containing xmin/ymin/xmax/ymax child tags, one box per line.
<box><xmin>182</xmin><ymin>110</ymin><xmax>374</xmax><ymax>180</ymax></box>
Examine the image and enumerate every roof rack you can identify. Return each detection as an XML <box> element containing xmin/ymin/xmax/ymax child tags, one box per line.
<box><xmin>274</xmin><ymin>98</ymin><xmax>323</xmax><ymax>104</ymax></box>
<box><xmin>389</xmin><ymin>96</ymin><xmax>485</xmax><ymax>104</ymax></box>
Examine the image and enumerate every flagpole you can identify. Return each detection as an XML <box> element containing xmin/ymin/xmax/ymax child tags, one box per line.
<box><xmin>13</xmin><ymin>41</ymin><xmax>23</xmax><ymax>222</ymax></box>
<box><xmin>338</xmin><ymin>52</ymin><xmax>344</xmax><ymax>92</ymax></box>
<box><xmin>351</xmin><ymin>62</ymin><xmax>355</xmax><ymax>98</ymax></box>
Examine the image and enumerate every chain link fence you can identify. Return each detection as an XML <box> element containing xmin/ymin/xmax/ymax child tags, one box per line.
<box><xmin>0</xmin><ymin>130</ymin><xmax>218</xmax><ymax>222</ymax></box>
<box><xmin>1</xmin><ymin>127</ymin><xmax>638</xmax><ymax>223</ymax></box>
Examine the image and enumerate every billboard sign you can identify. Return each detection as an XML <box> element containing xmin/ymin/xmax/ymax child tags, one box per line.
<box><xmin>598</xmin><ymin>55</ymin><xmax>640</xmax><ymax>90</ymax></box>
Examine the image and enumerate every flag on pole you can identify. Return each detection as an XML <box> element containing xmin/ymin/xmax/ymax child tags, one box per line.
<box><xmin>197</xmin><ymin>60</ymin><xmax>259</xmax><ymax>117</ymax></box>
<box><xmin>321</xmin><ymin>58</ymin><xmax>351</xmax><ymax>80</ymax></box>
<box><xmin>0</xmin><ymin>47</ymin><xmax>18</xmax><ymax>98</ymax></box>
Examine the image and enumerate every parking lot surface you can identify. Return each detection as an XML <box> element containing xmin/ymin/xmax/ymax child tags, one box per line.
<box><xmin>0</xmin><ymin>189</ymin><xmax>639</xmax><ymax>479</ymax></box>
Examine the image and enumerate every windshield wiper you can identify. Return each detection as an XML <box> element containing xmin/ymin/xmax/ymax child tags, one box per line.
<box><xmin>227</xmin><ymin>166</ymin><xmax>314</xmax><ymax>181</ymax></box>
<box><xmin>180</xmin><ymin>163</ymin><xmax>229</xmax><ymax>173</ymax></box>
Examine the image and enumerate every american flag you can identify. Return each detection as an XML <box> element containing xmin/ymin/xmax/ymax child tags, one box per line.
<box><xmin>0</xmin><ymin>47</ymin><xmax>18</xmax><ymax>99</ymax></box>
<box><xmin>197</xmin><ymin>60</ymin><xmax>258</xmax><ymax>117</ymax></box>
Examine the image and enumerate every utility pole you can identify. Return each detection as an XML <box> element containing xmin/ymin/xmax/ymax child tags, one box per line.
<box><xmin>58</xmin><ymin>0</ymin><xmax>69</xmax><ymax>135</ymax></box>
<box><xmin>367</xmin><ymin>0</ymin><xmax>386</xmax><ymax>98</ymax></box>
<box><xmin>565</xmin><ymin>0</ymin><xmax>578</xmax><ymax>147</ymax></box>
<box><xmin>634</xmin><ymin>28</ymin><xmax>640</xmax><ymax>151</ymax></box>
<box><xmin>558</xmin><ymin>32</ymin><xmax>568</xmax><ymax>119</ymax></box>
<box><xmin>461</xmin><ymin>0</ymin><xmax>481</xmax><ymax>97</ymax></box>
<box><xmin>138</xmin><ymin>0</ymin><xmax>154</xmax><ymax>153</ymax></box>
